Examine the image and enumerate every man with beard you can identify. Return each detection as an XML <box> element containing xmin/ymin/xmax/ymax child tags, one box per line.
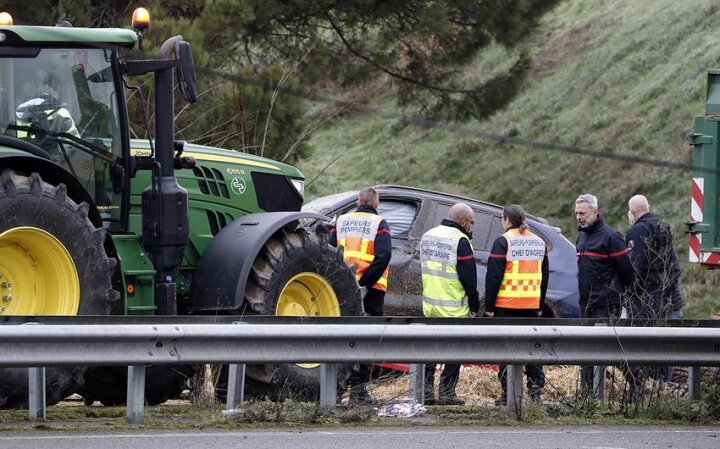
<box><xmin>574</xmin><ymin>193</ymin><xmax>634</xmax><ymax>396</ymax></box>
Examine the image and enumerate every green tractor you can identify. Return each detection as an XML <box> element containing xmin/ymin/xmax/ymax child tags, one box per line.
<box><xmin>0</xmin><ymin>12</ymin><xmax>361</xmax><ymax>407</ymax></box>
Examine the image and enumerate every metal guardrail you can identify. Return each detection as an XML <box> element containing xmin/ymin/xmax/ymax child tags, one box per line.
<box><xmin>2</xmin><ymin>322</ymin><xmax>719</xmax><ymax>423</ymax></box>
<box><xmin>3</xmin><ymin>315</ymin><xmax>720</xmax><ymax>326</ymax></box>
<box><xmin>2</xmin><ymin>323</ymin><xmax>719</xmax><ymax>365</ymax></box>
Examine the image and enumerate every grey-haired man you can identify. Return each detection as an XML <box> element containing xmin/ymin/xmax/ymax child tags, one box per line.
<box><xmin>575</xmin><ymin>193</ymin><xmax>634</xmax><ymax>394</ymax></box>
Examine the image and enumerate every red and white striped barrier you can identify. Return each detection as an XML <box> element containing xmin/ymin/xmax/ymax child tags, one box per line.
<box><xmin>690</xmin><ymin>177</ymin><xmax>703</xmax><ymax>263</ymax></box>
<box><xmin>690</xmin><ymin>177</ymin><xmax>720</xmax><ymax>264</ymax></box>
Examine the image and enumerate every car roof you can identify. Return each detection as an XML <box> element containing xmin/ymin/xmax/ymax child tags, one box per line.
<box><xmin>304</xmin><ymin>185</ymin><xmax>549</xmax><ymax>225</ymax></box>
<box><xmin>373</xmin><ymin>185</ymin><xmax>547</xmax><ymax>224</ymax></box>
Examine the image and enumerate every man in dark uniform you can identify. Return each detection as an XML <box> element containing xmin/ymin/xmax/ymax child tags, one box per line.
<box><xmin>574</xmin><ymin>193</ymin><xmax>634</xmax><ymax>395</ymax></box>
<box><xmin>626</xmin><ymin>194</ymin><xmax>684</xmax><ymax>320</ymax></box>
<box><xmin>626</xmin><ymin>194</ymin><xmax>684</xmax><ymax>383</ymax></box>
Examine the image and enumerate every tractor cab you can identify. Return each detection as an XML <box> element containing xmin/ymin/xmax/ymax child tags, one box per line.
<box><xmin>0</xmin><ymin>25</ymin><xmax>134</xmax><ymax>230</ymax></box>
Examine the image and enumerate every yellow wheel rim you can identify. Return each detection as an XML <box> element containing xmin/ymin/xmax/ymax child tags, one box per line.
<box><xmin>0</xmin><ymin>227</ymin><xmax>80</xmax><ymax>315</ymax></box>
<box><xmin>276</xmin><ymin>272</ymin><xmax>339</xmax><ymax>368</ymax></box>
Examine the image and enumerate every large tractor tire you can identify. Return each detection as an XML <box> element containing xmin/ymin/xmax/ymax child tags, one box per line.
<box><xmin>241</xmin><ymin>228</ymin><xmax>362</xmax><ymax>401</ymax></box>
<box><xmin>0</xmin><ymin>169</ymin><xmax>117</xmax><ymax>408</ymax></box>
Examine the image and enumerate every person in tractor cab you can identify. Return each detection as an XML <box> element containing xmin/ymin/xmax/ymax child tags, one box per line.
<box><xmin>14</xmin><ymin>76</ymin><xmax>80</xmax><ymax>161</ymax></box>
<box><xmin>13</xmin><ymin>71</ymin><xmax>108</xmax><ymax>202</ymax></box>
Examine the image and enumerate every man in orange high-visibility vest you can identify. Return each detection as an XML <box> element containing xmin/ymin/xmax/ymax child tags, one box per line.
<box><xmin>330</xmin><ymin>187</ymin><xmax>391</xmax><ymax>404</ymax></box>
<box><xmin>485</xmin><ymin>204</ymin><xmax>548</xmax><ymax>406</ymax></box>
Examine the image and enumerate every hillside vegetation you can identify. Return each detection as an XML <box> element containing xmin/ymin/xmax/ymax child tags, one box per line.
<box><xmin>298</xmin><ymin>0</ymin><xmax>720</xmax><ymax>318</ymax></box>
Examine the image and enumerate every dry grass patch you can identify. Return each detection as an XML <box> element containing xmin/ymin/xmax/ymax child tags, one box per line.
<box><xmin>364</xmin><ymin>364</ymin><xmax>580</xmax><ymax>405</ymax></box>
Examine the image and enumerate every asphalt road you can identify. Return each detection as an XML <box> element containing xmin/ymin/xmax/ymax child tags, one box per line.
<box><xmin>0</xmin><ymin>426</ymin><xmax>718</xmax><ymax>449</ymax></box>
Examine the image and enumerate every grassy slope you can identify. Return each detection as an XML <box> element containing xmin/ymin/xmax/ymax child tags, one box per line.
<box><xmin>298</xmin><ymin>0</ymin><xmax>720</xmax><ymax>318</ymax></box>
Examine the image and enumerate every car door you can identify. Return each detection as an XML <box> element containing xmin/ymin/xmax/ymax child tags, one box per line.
<box><xmin>376</xmin><ymin>196</ymin><xmax>425</xmax><ymax>314</ymax></box>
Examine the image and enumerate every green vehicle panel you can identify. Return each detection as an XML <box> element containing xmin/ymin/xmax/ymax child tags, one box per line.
<box><xmin>1</xmin><ymin>25</ymin><xmax>137</xmax><ymax>46</ymax></box>
<box><xmin>0</xmin><ymin>17</ymin><xmax>359</xmax><ymax>407</ymax></box>
<box><xmin>122</xmin><ymin>140</ymin><xmax>306</xmax><ymax>313</ymax></box>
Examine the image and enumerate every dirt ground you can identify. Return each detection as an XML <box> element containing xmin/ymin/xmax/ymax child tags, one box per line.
<box><xmin>363</xmin><ymin>364</ymin><xmax>580</xmax><ymax>405</ymax></box>
<box><xmin>61</xmin><ymin>363</ymin><xmax>690</xmax><ymax>409</ymax></box>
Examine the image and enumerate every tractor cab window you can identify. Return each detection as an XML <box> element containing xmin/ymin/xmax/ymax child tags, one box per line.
<box><xmin>0</xmin><ymin>47</ymin><xmax>123</xmax><ymax>228</ymax></box>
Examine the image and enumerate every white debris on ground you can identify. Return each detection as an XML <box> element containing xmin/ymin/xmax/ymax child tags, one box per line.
<box><xmin>377</xmin><ymin>401</ymin><xmax>426</xmax><ymax>418</ymax></box>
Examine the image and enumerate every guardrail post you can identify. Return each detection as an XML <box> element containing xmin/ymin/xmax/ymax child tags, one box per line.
<box><xmin>319</xmin><ymin>363</ymin><xmax>338</xmax><ymax>414</ymax></box>
<box><xmin>28</xmin><ymin>367</ymin><xmax>45</xmax><ymax>422</ymax></box>
<box><xmin>226</xmin><ymin>363</ymin><xmax>246</xmax><ymax>410</ymax></box>
<box><xmin>507</xmin><ymin>364</ymin><xmax>523</xmax><ymax>414</ymax></box>
<box><xmin>593</xmin><ymin>322</ymin><xmax>606</xmax><ymax>399</ymax></box>
<box><xmin>126</xmin><ymin>365</ymin><xmax>146</xmax><ymax>424</ymax></box>
<box><xmin>689</xmin><ymin>366</ymin><xmax>702</xmax><ymax>402</ymax></box>
<box><xmin>593</xmin><ymin>365</ymin><xmax>605</xmax><ymax>400</ymax></box>
<box><xmin>409</xmin><ymin>364</ymin><xmax>425</xmax><ymax>403</ymax></box>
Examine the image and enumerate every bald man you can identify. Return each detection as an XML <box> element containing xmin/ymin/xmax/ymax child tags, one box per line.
<box><xmin>626</xmin><ymin>195</ymin><xmax>683</xmax><ymax>320</ymax></box>
<box><xmin>419</xmin><ymin>202</ymin><xmax>480</xmax><ymax>406</ymax></box>
<box><xmin>626</xmin><ymin>195</ymin><xmax>685</xmax><ymax>386</ymax></box>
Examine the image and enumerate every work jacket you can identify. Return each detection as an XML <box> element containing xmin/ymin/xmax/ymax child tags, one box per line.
<box><xmin>626</xmin><ymin>212</ymin><xmax>684</xmax><ymax>317</ymax></box>
<box><xmin>485</xmin><ymin>227</ymin><xmax>548</xmax><ymax>312</ymax></box>
<box><xmin>576</xmin><ymin>217</ymin><xmax>634</xmax><ymax>313</ymax></box>
<box><xmin>330</xmin><ymin>204</ymin><xmax>391</xmax><ymax>291</ymax></box>
<box><xmin>16</xmin><ymin>95</ymin><xmax>80</xmax><ymax>139</ymax></box>
<box><xmin>420</xmin><ymin>219</ymin><xmax>479</xmax><ymax>317</ymax></box>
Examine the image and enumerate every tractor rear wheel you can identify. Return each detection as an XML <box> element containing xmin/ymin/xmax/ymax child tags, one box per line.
<box><xmin>79</xmin><ymin>365</ymin><xmax>196</xmax><ymax>406</ymax></box>
<box><xmin>242</xmin><ymin>228</ymin><xmax>362</xmax><ymax>400</ymax></box>
<box><xmin>0</xmin><ymin>169</ymin><xmax>117</xmax><ymax>408</ymax></box>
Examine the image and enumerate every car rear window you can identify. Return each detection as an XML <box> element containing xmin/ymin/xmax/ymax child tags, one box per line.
<box><xmin>378</xmin><ymin>200</ymin><xmax>417</xmax><ymax>237</ymax></box>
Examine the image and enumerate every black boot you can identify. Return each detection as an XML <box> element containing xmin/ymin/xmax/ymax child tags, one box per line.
<box><xmin>349</xmin><ymin>385</ymin><xmax>378</xmax><ymax>405</ymax></box>
<box><xmin>494</xmin><ymin>392</ymin><xmax>507</xmax><ymax>406</ymax></box>
<box><xmin>436</xmin><ymin>393</ymin><xmax>465</xmax><ymax>406</ymax></box>
<box><xmin>529</xmin><ymin>387</ymin><xmax>542</xmax><ymax>403</ymax></box>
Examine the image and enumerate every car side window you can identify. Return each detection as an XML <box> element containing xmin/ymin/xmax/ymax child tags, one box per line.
<box><xmin>432</xmin><ymin>203</ymin><xmax>493</xmax><ymax>250</ymax></box>
<box><xmin>471</xmin><ymin>210</ymin><xmax>493</xmax><ymax>251</ymax></box>
<box><xmin>488</xmin><ymin>216</ymin><xmax>505</xmax><ymax>249</ymax></box>
<box><xmin>433</xmin><ymin>203</ymin><xmax>451</xmax><ymax>229</ymax></box>
<box><xmin>377</xmin><ymin>200</ymin><xmax>418</xmax><ymax>237</ymax></box>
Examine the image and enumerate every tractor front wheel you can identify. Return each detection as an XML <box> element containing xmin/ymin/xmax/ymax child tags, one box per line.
<box><xmin>242</xmin><ymin>228</ymin><xmax>362</xmax><ymax>400</ymax></box>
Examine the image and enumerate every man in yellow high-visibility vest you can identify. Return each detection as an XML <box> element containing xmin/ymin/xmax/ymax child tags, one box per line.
<box><xmin>330</xmin><ymin>187</ymin><xmax>392</xmax><ymax>404</ymax></box>
<box><xmin>15</xmin><ymin>79</ymin><xmax>80</xmax><ymax>145</ymax></box>
<box><xmin>14</xmin><ymin>89</ymin><xmax>80</xmax><ymax>166</ymax></box>
<box><xmin>484</xmin><ymin>204</ymin><xmax>548</xmax><ymax>406</ymax></box>
<box><xmin>420</xmin><ymin>202</ymin><xmax>480</xmax><ymax>406</ymax></box>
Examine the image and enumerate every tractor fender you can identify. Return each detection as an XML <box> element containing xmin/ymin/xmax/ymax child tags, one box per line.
<box><xmin>0</xmin><ymin>152</ymin><xmax>103</xmax><ymax>227</ymax></box>
<box><xmin>187</xmin><ymin>211</ymin><xmax>330</xmax><ymax>313</ymax></box>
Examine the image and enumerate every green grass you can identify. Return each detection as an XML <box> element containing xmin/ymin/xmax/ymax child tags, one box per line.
<box><xmin>299</xmin><ymin>0</ymin><xmax>720</xmax><ymax>318</ymax></box>
<box><xmin>1</xmin><ymin>395</ymin><xmax>719</xmax><ymax>431</ymax></box>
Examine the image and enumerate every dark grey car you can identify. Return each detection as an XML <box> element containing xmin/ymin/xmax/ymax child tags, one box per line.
<box><xmin>304</xmin><ymin>185</ymin><xmax>580</xmax><ymax>318</ymax></box>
